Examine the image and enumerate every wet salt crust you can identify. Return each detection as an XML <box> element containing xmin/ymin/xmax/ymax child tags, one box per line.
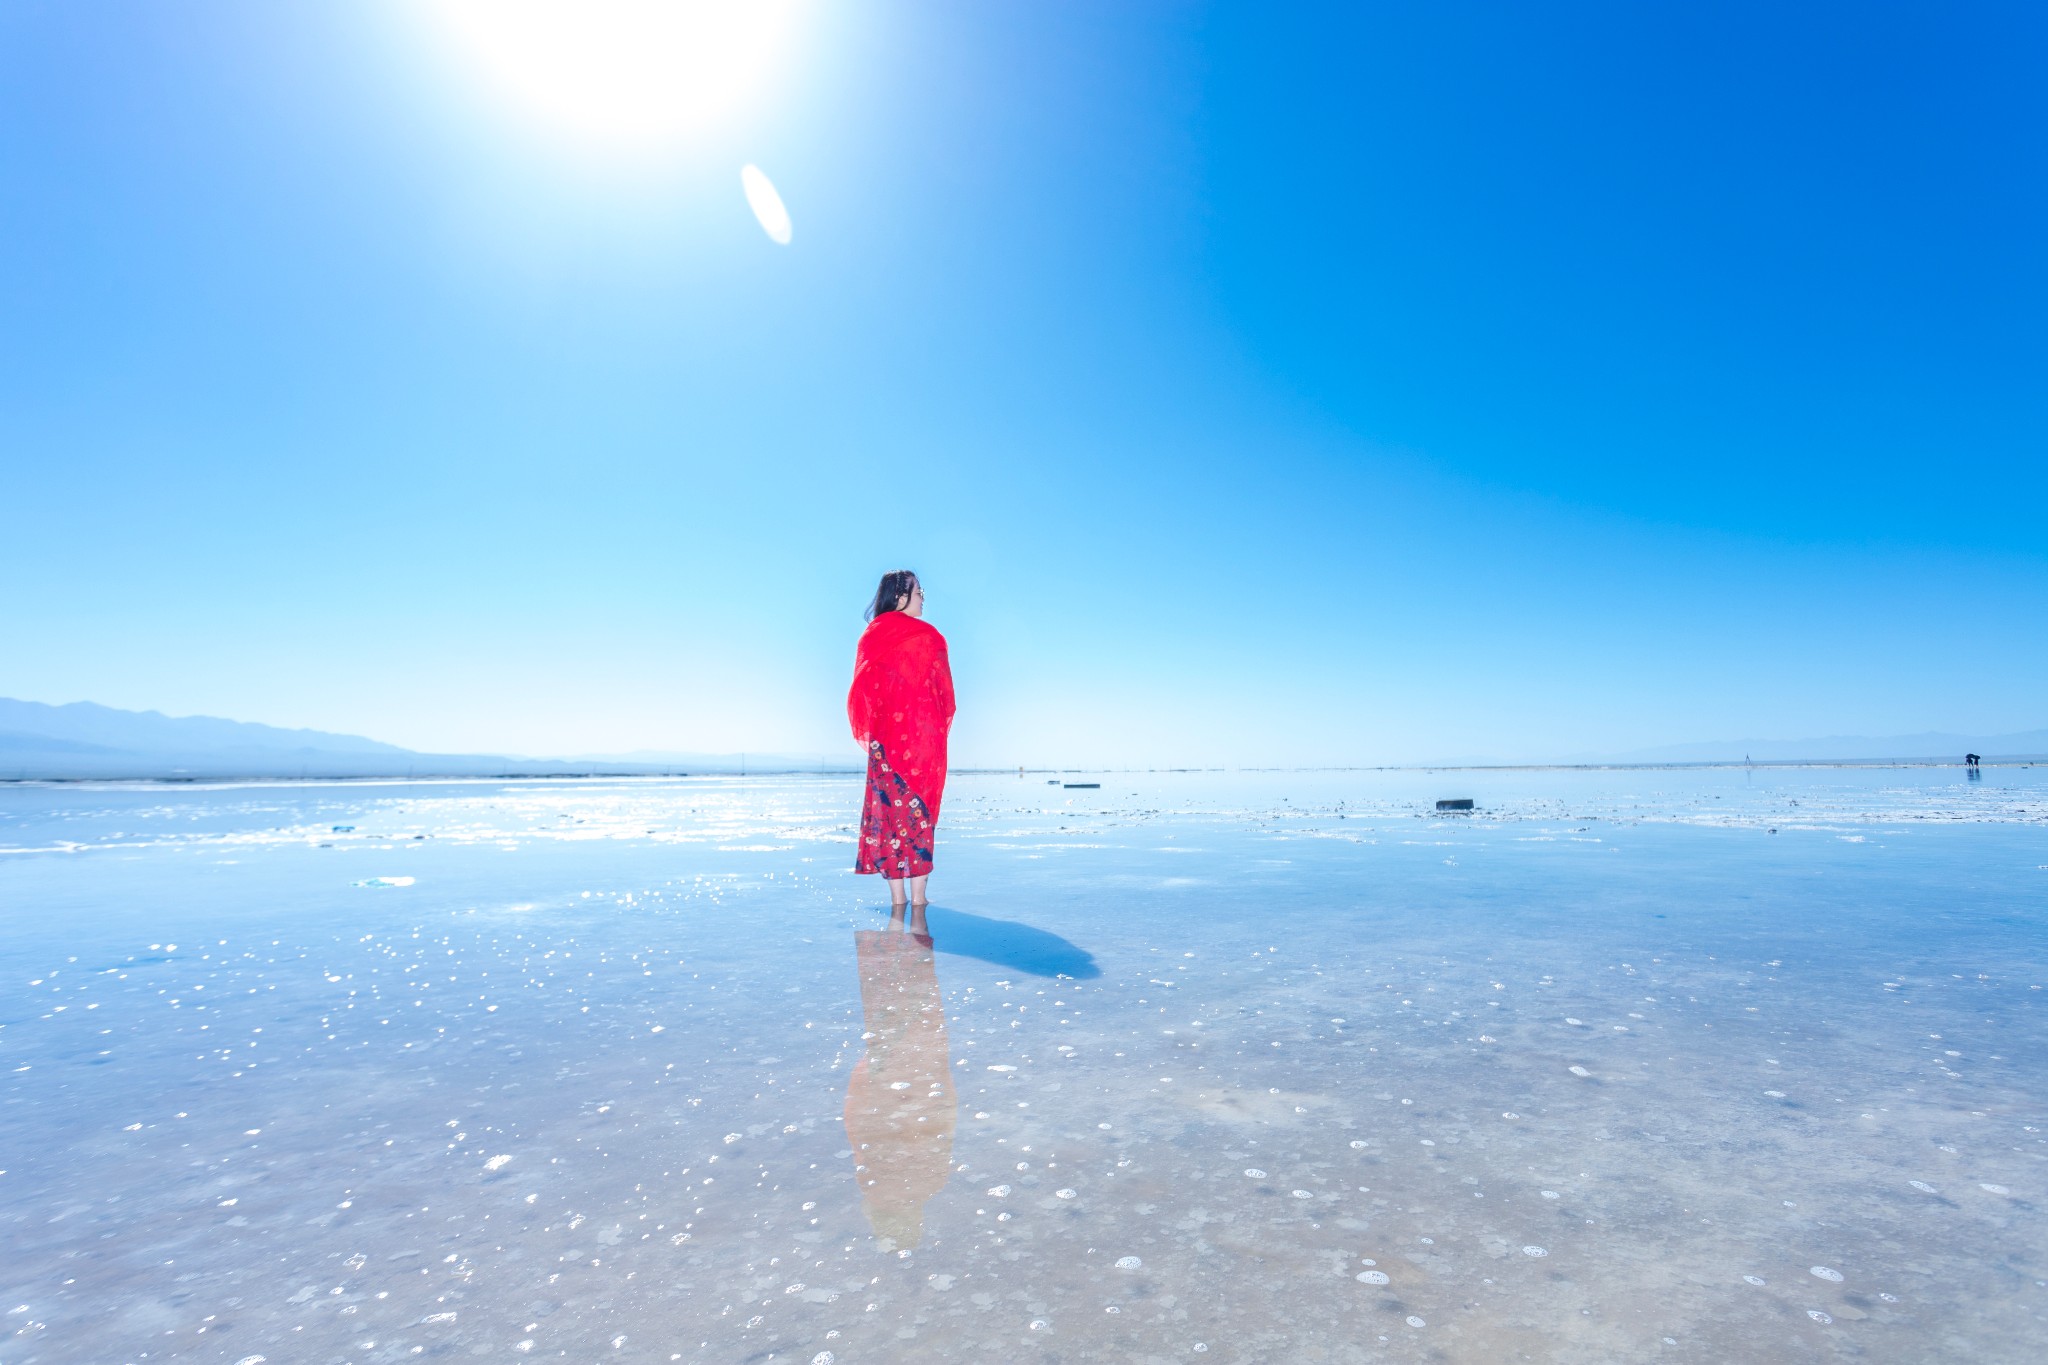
<box><xmin>1</xmin><ymin>765</ymin><xmax>2045</xmax><ymax>1362</ymax></box>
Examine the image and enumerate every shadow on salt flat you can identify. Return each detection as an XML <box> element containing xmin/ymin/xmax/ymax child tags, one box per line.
<box><xmin>910</xmin><ymin>905</ymin><xmax>1101</xmax><ymax>979</ymax></box>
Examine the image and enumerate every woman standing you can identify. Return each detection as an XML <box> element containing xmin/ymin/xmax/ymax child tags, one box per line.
<box><xmin>848</xmin><ymin>570</ymin><xmax>956</xmax><ymax>918</ymax></box>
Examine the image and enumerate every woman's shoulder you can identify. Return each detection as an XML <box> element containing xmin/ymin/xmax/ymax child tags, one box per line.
<box><xmin>866</xmin><ymin>612</ymin><xmax>943</xmax><ymax>644</ymax></box>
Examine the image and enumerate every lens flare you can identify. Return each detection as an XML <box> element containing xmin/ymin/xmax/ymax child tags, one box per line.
<box><xmin>741</xmin><ymin>165</ymin><xmax>792</xmax><ymax>244</ymax></box>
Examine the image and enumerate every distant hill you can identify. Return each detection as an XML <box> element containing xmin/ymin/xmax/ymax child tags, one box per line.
<box><xmin>0</xmin><ymin>697</ymin><xmax>449</xmax><ymax>778</ymax></box>
<box><xmin>0</xmin><ymin>698</ymin><xmax>849</xmax><ymax>780</ymax></box>
<box><xmin>1579</xmin><ymin>730</ymin><xmax>2048</xmax><ymax>765</ymax></box>
<box><xmin>0</xmin><ymin>697</ymin><xmax>407</xmax><ymax>756</ymax></box>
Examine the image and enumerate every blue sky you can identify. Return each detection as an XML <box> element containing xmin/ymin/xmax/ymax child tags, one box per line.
<box><xmin>2</xmin><ymin>1</ymin><xmax>2043</xmax><ymax>766</ymax></box>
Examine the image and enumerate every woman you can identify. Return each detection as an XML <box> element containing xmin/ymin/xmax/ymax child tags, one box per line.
<box><xmin>848</xmin><ymin>570</ymin><xmax>956</xmax><ymax>917</ymax></box>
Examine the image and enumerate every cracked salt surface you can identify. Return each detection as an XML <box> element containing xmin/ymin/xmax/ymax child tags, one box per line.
<box><xmin>1</xmin><ymin>765</ymin><xmax>2045</xmax><ymax>1361</ymax></box>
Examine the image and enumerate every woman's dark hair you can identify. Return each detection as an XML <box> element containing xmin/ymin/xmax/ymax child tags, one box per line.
<box><xmin>865</xmin><ymin>570</ymin><xmax>920</xmax><ymax>621</ymax></box>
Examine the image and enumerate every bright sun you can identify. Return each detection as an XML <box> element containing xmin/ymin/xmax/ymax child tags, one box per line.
<box><xmin>422</xmin><ymin>0</ymin><xmax>798</xmax><ymax>149</ymax></box>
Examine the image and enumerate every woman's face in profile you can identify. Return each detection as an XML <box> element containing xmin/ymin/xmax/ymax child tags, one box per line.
<box><xmin>900</xmin><ymin>580</ymin><xmax>924</xmax><ymax>617</ymax></box>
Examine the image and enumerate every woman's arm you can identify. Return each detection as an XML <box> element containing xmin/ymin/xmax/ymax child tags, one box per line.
<box><xmin>932</xmin><ymin>637</ymin><xmax>957</xmax><ymax>732</ymax></box>
<box><xmin>847</xmin><ymin>644</ymin><xmax>874</xmax><ymax>745</ymax></box>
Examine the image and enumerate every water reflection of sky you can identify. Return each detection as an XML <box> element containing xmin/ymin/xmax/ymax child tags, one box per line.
<box><xmin>1</xmin><ymin>769</ymin><xmax>2044</xmax><ymax>1361</ymax></box>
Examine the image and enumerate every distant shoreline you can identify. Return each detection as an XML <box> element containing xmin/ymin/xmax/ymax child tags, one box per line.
<box><xmin>1</xmin><ymin>755</ymin><xmax>2038</xmax><ymax>788</ymax></box>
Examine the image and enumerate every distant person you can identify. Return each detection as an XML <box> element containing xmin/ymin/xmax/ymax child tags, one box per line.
<box><xmin>848</xmin><ymin>570</ymin><xmax>956</xmax><ymax>923</ymax></box>
<box><xmin>1966</xmin><ymin>753</ymin><xmax>1981</xmax><ymax>768</ymax></box>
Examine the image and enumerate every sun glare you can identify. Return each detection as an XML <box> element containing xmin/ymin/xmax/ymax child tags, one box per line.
<box><xmin>423</xmin><ymin>0</ymin><xmax>798</xmax><ymax>150</ymax></box>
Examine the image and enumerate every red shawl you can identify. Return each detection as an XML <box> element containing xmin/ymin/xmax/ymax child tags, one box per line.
<box><xmin>848</xmin><ymin>611</ymin><xmax>956</xmax><ymax>819</ymax></box>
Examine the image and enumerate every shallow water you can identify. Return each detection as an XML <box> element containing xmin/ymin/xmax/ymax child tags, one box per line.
<box><xmin>2</xmin><ymin>765</ymin><xmax>2045</xmax><ymax>1363</ymax></box>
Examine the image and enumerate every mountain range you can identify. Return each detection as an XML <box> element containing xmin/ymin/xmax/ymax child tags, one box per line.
<box><xmin>0</xmin><ymin>697</ymin><xmax>403</xmax><ymax>757</ymax></box>
<box><xmin>0</xmin><ymin>698</ymin><xmax>849</xmax><ymax>779</ymax></box>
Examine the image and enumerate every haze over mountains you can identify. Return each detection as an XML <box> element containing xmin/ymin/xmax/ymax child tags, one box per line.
<box><xmin>0</xmin><ymin>699</ymin><xmax>849</xmax><ymax>779</ymax></box>
<box><xmin>0</xmin><ymin>697</ymin><xmax>2040</xmax><ymax>780</ymax></box>
<box><xmin>0</xmin><ymin>698</ymin><xmax>403</xmax><ymax>757</ymax></box>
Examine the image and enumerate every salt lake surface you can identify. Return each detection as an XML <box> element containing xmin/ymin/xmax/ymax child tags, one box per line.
<box><xmin>2</xmin><ymin>765</ymin><xmax>2045</xmax><ymax>1363</ymax></box>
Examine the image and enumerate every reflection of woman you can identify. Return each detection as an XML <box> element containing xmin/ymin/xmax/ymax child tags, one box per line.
<box><xmin>848</xmin><ymin>570</ymin><xmax>956</xmax><ymax>917</ymax></box>
<box><xmin>844</xmin><ymin>926</ymin><xmax>955</xmax><ymax>1250</ymax></box>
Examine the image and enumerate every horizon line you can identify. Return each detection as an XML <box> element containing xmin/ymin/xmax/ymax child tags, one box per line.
<box><xmin>3</xmin><ymin>753</ymin><xmax>2040</xmax><ymax>788</ymax></box>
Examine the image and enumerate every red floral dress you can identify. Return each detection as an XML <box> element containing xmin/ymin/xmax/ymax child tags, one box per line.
<box><xmin>847</xmin><ymin>612</ymin><xmax>956</xmax><ymax>878</ymax></box>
